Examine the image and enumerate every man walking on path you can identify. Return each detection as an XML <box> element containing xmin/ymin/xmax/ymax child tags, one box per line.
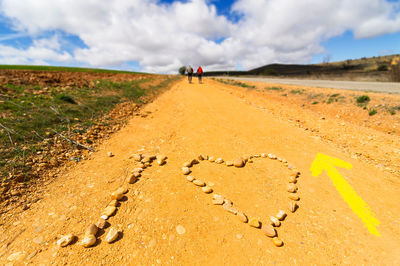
<box><xmin>186</xmin><ymin>65</ymin><xmax>194</xmax><ymax>83</ymax></box>
<box><xmin>197</xmin><ymin>66</ymin><xmax>203</xmax><ymax>83</ymax></box>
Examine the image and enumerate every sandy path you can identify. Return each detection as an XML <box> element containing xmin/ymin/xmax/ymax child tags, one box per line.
<box><xmin>1</xmin><ymin>79</ymin><xmax>400</xmax><ymax>265</ymax></box>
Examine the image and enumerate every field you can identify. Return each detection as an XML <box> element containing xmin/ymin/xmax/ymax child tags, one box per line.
<box><xmin>1</xmin><ymin>72</ymin><xmax>400</xmax><ymax>265</ymax></box>
<box><xmin>0</xmin><ymin>68</ymin><xmax>179</xmax><ymax>196</ymax></box>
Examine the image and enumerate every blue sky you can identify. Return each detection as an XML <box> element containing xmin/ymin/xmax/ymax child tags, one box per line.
<box><xmin>0</xmin><ymin>0</ymin><xmax>399</xmax><ymax>73</ymax></box>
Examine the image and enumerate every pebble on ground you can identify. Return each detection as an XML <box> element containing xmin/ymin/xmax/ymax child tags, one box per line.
<box><xmin>105</xmin><ymin>227</ymin><xmax>120</xmax><ymax>243</ymax></box>
<box><xmin>81</xmin><ymin>234</ymin><xmax>96</xmax><ymax>248</ymax></box>
<box><xmin>57</xmin><ymin>234</ymin><xmax>75</xmax><ymax>247</ymax></box>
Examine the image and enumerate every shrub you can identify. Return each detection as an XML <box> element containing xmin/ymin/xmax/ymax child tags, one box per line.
<box><xmin>178</xmin><ymin>66</ymin><xmax>186</xmax><ymax>75</ymax></box>
<box><xmin>377</xmin><ymin>65</ymin><xmax>388</xmax><ymax>71</ymax></box>
<box><xmin>356</xmin><ymin>95</ymin><xmax>370</xmax><ymax>104</ymax></box>
<box><xmin>56</xmin><ymin>94</ymin><xmax>76</xmax><ymax>104</ymax></box>
<box><xmin>368</xmin><ymin>109</ymin><xmax>377</xmax><ymax>116</ymax></box>
<box><xmin>312</xmin><ymin>101</ymin><xmax>319</xmax><ymax>104</ymax></box>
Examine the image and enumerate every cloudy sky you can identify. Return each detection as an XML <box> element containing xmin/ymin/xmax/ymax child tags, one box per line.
<box><xmin>0</xmin><ymin>0</ymin><xmax>400</xmax><ymax>73</ymax></box>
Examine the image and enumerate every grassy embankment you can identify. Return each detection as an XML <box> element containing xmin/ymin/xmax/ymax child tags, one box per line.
<box><xmin>0</xmin><ymin>68</ymin><xmax>179</xmax><ymax>182</ymax></box>
<box><xmin>0</xmin><ymin>65</ymin><xmax>140</xmax><ymax>74</ymax></box>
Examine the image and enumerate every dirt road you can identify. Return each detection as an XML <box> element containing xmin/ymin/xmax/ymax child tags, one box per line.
<box><xmin>1</xmin><ymin>79</ymin><xmax>400</xmax><ymax>265</ymax></box>
<box><xmin>216</xmin><ymin>76</ymin><xmax>400</xmax><ymax>94</ymax></box>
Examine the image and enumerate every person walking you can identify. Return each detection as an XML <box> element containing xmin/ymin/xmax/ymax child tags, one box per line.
<box><xmin>186</xmin><ymin>65</ymin><xmax>194</xmax><ymax>83</ymax></box>
<box><xmin>197</xmin><ymin>66</ymin><xmax>203</xmax><ymax>83</ymax></box>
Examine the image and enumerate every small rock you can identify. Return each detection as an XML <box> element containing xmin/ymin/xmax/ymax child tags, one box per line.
<box><xmin>132</xmin><ymin>154</ymin><xmax>142</xmax><ymax>161</ymax></box>
<box><xmin>212</xmin><ymin>198</ymin><xmax>224</xmax><ymax>205</ymax></box>
<box><xmin>103</xmin><ymin>206</ymin><xmax>117</xmax><ymax>217</ymax></box>
<box><xmin>268</xmin><ymin>154</ymin><xmax>277</xmax><ymax>159</ymax></box>
<box><xmin>132</xmin><ymin>171</ymin><xmax>141</xmax><ymax>178</ymax></box>
<box><xmin>290</xmin><ymin>171</ymin><xmax>300</xmax><ymax>178</ymax></box>
<box><xmin>270</xmin><ymin>216</ymin><xmax>281</xmax><ymax>227</ymax></box>
<box><xmin>249</xmin><ymin>218</ymin><xmax>261</xmax><ymax>228</ymax></box>
<box><xmin>202</xmin><ymin>186</ymin><xmax>213</xmax><ymax>193</ymax></box>
<box><xmin>7</xmin><ymin>252</ymin><xmax>24</xmax><ymax>262</ymax></box>
<box><xmin>105</xmin><ymin>227</ymin><xmax>120</xmax><ymax>243</ymax></box>
<box><xmin>157</xmin><ymin>159</ymin><xmax>166</xmax><ymax>165</ymax></box>
<box><xmin>236</xmin><ymin>233</ymin><xmax>243</xmax><ymax>239</ymax></box>
<box><xmin>233</xmin><ymin>158</ymin><xmax>245</xmax><ymax>168</ymax></box>
<box><xmin>287</xmin><ymin>183</ymin><xmax>298</xmax><ymax>193</ymax></box>
<box><xmin>182</xmin><ymin>167</ymin><xmax>191</xmax><ymax>175</ymax></box>
<box><xmin>141</xmin><ymin>156</ymin><xmax>151</xmax><ymax>163</ymax></box>
<box><xmin>176</xmin><ymin>225</ymin><xmax>186</xmax><ymax>235</ymax></box>
<box><xmin>190</xmin><ymin>159</ymin><xmax>199</xmax><ymax>165</ymax></box>
<box><xmin>57</xmin><ymin>234</ymin><xmax>75</xmax><ymax>247</ymax></box>
<box><xmin>186</xmin><ymin>175</ymin><xmax>195</xmax><ymax>182</ymax></box>
<box><xmin>288</xmin><ymin>175</ymin><xmax>297</xmax><ymax>183</ymax></box>
<box><xmin>208</xmin><ymin>156</ymin><xmax>215</xmax><ymax>162</ymax></box>
<box><xmin>261</xmin><ymin>153</ymin><xmax>267</xmax><ymax>158</ymax></box>
<box><xmin>100</xmin><ymin>214</ymin><xmax>109</xmax><ymax>220</ymax></box>
<box><xmin>193</xmin><ymin>179</ymin><xmax>205</xmax><ymax>187</ymax></box>
<box><xmin>223</xmin><ymin>202</ymin><xmax>238</xmax><ymax>214</ymax></box>
<box><xmin>128</xmin><ymin>174</ymin><xmax>137</xmax><ymax>184</ymax></box>
<box><xmin>262</xmin><ymin>224</ymin><xmax>277</xmax><ymax>237</ymax></box>
<box><xmin>156</xmin><ymin>154</ymin><xmax>167</xmax><ymax>162</ymax></box>
<box><xmin>215</xmin><ymin>158</ymin><xmax>224</xmax><ymax>164</ymax></box>
<box><xmin>237</xmin><ymin>212</ymin><xmax>248</xmax><ymax>223</ymax></box>
<box><xmin>213</xmin><ymin>194</ymin><xmax>223</xmax><ymax>200</ymax></box>
<box><xmin>81</xmin><ymin>234</ymin><xmax>96</xmax><ymax>247</ymax></box>
<box><xmin>225</xmin><ymin>161</ymin><xmax>233</xmax><ymax>166</ymax></box>
<box><xmin>276</xmin><ymin>210</ymin><xmax>287</xmax><ymax>221</ymax></box>
<box><xmin>138</xmin><ymin>162</ymin><xmax>146</xmax><ymax>168</ymax></box>
<box><xmin>272</xmin><ymin>237</ymin><xmax>283</xmax><ymax>247</ymax></box>
<box><xmin>86</xmin><ymin>224</ymin><xmax>98</xmax><ymax>236</ymax></box>
<box><xmin>253</xmin><ymin>154</ymin><xmax>260</xmax><ymax>158</ymax></box>
<box><xmin>289</xmin><ymin>202</ymin><xmax>298</xmax><ymax>213</ymax></box>
<box><xmin>96</xmin><ymin>218</ymin><xmax>109</xmax><ymax>229</ymax></box>
<box><xmin>107</xmin><ymin>152</ymin><xmax>114</xmax><ymax>157</ymax></box>
<box><xmin>133</xmin><ymin>167</ymin><xmax>144</xmax><ymax>173</ymax></box>
<box><xmin>111</xmin><ymin>191</ymin><xmax>124</xmax><ymax>200</ymax></box>
<box><xmin>182</xmin><ymin>161</ymin><xmax>192</xmax><ymax>168</ymax></box>
<box><xmin>198</xmin><ymin>154</ymin><xmax>205</xmax><ymax>161</ymax></box>
<box><xmin>288</xmin><ymin>194</ymin><xmax>300</xmax><ymax>201</ymax></box>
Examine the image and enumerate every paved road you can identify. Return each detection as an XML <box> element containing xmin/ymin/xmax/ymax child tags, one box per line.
<box><xmin>214</xmin><ymin>76</ymin><xmax>400</xmax><ymax>94</ymax></box>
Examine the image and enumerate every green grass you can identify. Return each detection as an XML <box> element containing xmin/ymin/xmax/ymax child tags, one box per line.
<box><xmin>214</xmin><ymin>78</ymin><xmax>256</xmax><ymax>89</ymax></box>
<box><xmin>0</xmin><ymin>75</ymin><xmax>179</xmax><ymax>182</ymax></box>
<box><xmin>289</xmin><ymin>89</ymin><xmax>304</xmax><ymax>95</ymax></box>
<box><xmin>356</xmin><ymin>95</ymin><xmax>370</xmax><ymax>104</ymax></box>
<box><xmin>312</xmin><ymin>101</ymin><xmax>319</xmax><ymax>104</ymax></box>
<box><xmin>265</xmin><ymin>86</ymin><xmax>283</xmax><ymax>91</ymax></box>
<box><xmin>368</xmin><ymin>109</ymin><xmax>377</xmax><ymax>116</ymax></box>
<box><xmin>0</xmin><ymin>65</ymin><xmax>140</xmax><ymax>74</ymax></box>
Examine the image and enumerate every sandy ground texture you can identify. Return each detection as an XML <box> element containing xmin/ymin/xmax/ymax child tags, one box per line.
<box><xmin>1</xmin><ymin>78</ymin><xmax>400</xmax><ymax>265</ymax></box>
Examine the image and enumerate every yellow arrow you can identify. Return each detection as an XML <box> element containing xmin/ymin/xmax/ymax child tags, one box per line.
<box><xmin>310</xmin><ymin>153</ymin><xmax>380</xmax><ymax>236</ymax></box>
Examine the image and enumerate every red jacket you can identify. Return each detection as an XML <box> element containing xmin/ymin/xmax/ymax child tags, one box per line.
<box><xmin>197</xmin><ymin>66</ymin><xmax>203</xmax><ymax>74</ymax></box>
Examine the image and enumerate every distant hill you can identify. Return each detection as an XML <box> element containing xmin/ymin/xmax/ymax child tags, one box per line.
<box><xmin>205</xmin><ymin>54</ymin><xmax>400</xmax><ymax>82</ymax></box>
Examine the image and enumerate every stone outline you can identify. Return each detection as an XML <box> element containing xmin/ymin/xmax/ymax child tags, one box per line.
<box><xmin>182</xmin><ymin>153</ymin><xmax>301</xmax><ymax>247</ymax></box>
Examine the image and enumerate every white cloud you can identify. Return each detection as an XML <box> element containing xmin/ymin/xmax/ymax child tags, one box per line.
<box><xmin>0</xmin><ymin>35</ymin><xmax>72</xmax><ymax>65</ymax></box>
<box><xmin>0</xmin><ymin>0</ymin><xmax>400</xmax><ymax>73</ymax></box>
